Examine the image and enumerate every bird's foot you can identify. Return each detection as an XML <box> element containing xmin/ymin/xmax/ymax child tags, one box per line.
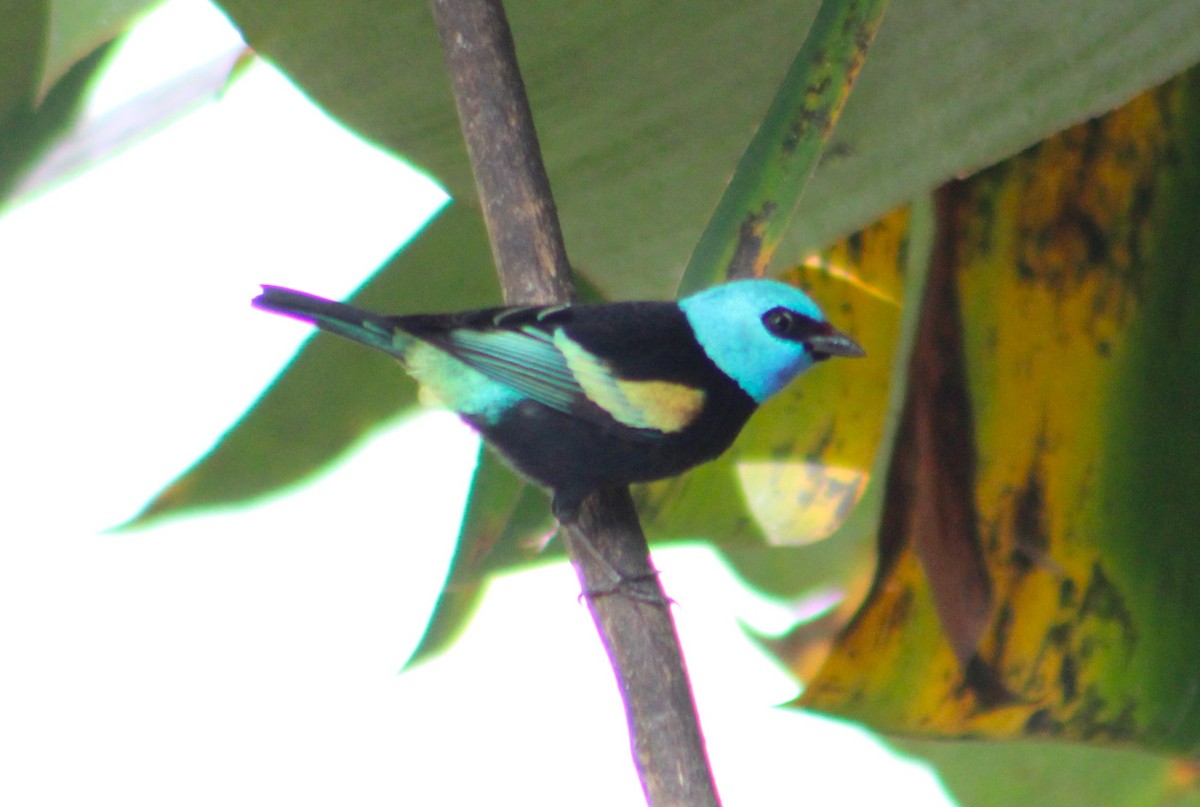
<box><xmin>552</xmin><ymin>489</ymin><xmax>671</xmax><ymax>605</ymax></box>
<box><xmin>551</xmin><ymin>491</ymin><xmax>582</xmax><ymax>524</ymax></box>
<box><xmin>578</xmin><ymin>571</ymin><xmax>672</xmax><ymax>607</ymax></box>
<box><xmin>566</xmin><ymin>525</ymin><xmax>670</xmax><ymax>606</ymax></box>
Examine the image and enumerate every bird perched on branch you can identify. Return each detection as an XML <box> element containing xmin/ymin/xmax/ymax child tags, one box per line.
<box><xmin>254</xmin><ymin>280</ymin><xmax>864</xmax><ymax>520</ymax></box>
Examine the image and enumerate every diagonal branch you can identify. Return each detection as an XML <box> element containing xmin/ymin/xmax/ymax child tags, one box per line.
<box><xmin>429</xmin><ymin>0</ymin><xmax>571</xmax><ymax>307</ymax></box>
<box><xmin>428</xmin><ymin>1</ymin><xmax>720</xmax><ymax>804</ymax></box>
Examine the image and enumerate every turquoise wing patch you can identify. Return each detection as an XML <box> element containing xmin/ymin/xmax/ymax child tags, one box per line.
<box><xmin>444</xmin><ymin>327</ymin><xmax>581</xmax><ymax>414</ymax></box>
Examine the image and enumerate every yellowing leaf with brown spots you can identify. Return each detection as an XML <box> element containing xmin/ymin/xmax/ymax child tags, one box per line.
<box><xmin>798</xmin><ymin>68</ymin><xmax>1200</xmax><ymax>755</ymax></box>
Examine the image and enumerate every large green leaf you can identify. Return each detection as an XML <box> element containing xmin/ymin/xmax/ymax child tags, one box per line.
<box><xmin>212</xmin><ymin>0</ymin><xmax>1200</xmax><ymax>298</ymax></box>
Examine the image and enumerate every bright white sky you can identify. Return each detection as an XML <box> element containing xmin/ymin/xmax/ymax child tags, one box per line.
<box><xmin>0</xmin><ymin>2</ymin><xmax>956</xmax><ymax>804</ymax></box>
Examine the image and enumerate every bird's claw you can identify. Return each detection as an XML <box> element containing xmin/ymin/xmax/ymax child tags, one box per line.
<box><xmin>577</xmin><ymin>571</ymin><xmax>672</xmax><ymax>606</ymax></box>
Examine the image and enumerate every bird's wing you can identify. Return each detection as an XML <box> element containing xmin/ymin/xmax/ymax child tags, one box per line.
<box><xmin>441</xmin><ymin>324</ymin><xmax>582</xmax><ymax>414</ymax></box>
<box><xmin>396</xmin><ymin>305</ymin><xmax>587</xmax><ymax>417</ymax></box>
<box><xmin>403</xmin><ymin>304</ymin><xmax>706</xmax><ymax>435</ymax></box>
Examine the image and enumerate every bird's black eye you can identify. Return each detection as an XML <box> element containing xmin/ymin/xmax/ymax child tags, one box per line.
<box><xmin>763</xmin><ymin>307</ymin><xmax>796</xmax><ymax>336</ymax></box>
<box><xmin>762</xmin><ymin>306</ymin><xmax>820</xmax><ymax>341</ymax></box>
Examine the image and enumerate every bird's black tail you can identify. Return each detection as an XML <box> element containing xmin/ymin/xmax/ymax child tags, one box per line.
<box><xmin>253</xmin><ymin>286</ymin><xmax>410</xmax><ymax>358</ymax></box>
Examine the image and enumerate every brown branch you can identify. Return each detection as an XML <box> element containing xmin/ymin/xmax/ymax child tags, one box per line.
<box><xmin>568</xmin><ymin>489</ymin><xmax>720</xmax><ymax>807</ymax></box>
<box><xmin>429</xmin><ymin>0</ymin><xmax>571</xmax><ymax>307</ymax></box>
<box><xmin>428</xmin><ymin>1</ymin><xmax>720</xmax><ymax>805</ymax></box>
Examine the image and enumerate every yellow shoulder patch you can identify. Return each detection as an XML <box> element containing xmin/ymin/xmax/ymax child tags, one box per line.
<box><xmin>554</xmin><ymin>331</ymin><xmax>705</xmax><ymax>433</ymax></box>
<box><xmin>612</xmin><ymin>378</ymin><xmax>707</xmax><ymax>432</ymax></box>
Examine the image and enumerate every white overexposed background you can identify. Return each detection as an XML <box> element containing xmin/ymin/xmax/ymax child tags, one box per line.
<box><xmin>0</xmin><ymin>2</ymin><xmax>956</xmax><ymax>804</ymax></box>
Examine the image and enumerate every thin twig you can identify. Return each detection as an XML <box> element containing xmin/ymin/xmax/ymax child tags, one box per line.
<box><xmin>428</xmin><ymin>1</ymin><xmax>720</xmax><ymax>805</ymax></box>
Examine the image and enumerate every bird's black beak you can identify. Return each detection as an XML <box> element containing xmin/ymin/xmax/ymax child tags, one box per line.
<box><xmin>806</xmin><ymin>327</ymin><xmax>866</xmax><ymax>361</ymax></box>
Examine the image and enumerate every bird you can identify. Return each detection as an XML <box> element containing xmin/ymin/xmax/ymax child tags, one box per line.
<box><xmin>253</xmin><ymin>280</ymin><xmax>865</xmax><ymax>521</ymax></box>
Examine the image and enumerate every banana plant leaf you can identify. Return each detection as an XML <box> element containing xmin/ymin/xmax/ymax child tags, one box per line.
<box><xmin>798</xmin><ymin>67</ymin><xmax>1200</xmax><ymax>767</ymax></box>
<box><xmin>209</xmin><ymin>0</ymin><xmax>1200</xmax><ymax>298</ymax></box>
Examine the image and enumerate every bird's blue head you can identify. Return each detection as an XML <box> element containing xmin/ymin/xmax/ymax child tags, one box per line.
<box><xmin>679</xmin><ymin>279</ymin><xmax>865</xmax><ymax>403</ymax></box>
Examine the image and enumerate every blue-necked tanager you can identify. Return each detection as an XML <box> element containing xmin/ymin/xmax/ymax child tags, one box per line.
<box><xmin>254</xmin><ymin>280</ymin><xmax>864</xmax><ymax>520</ymax></box>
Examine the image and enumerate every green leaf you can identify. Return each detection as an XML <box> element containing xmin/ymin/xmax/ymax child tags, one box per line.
<box><xmin>213</xmin><ymin>0</ymin><xmax>1200</xmax><ymax>297</ymax></box>
<box><xmin>38</xmin><ymin>0</ymin><xmax>161</xmax><ymax>100</ymax></box>
<box><xmin>405</xmin><ymin>450</ymin><xmax>557</xmax><ymax>667</ymax></box>
<box><xmin>0</xmin><ymin>39</ymin><xmax>112</xmax><ymax>206</ymax></box>
<box><xmin>781</xmin><ymin>0</ymin><xmax>1200</xmax><ymax>263</ymax></box>
<box><xmin>2</xmin><ymin>0</ymin><xmax>163</xmax><ymax>207</ymax></box>
<box><xmin>893</xmin><ymin>739</ymin><xmax>1200</xmax><ymax>807</ymax></box>
<box><xmin>679</xmin><ymin>0</ymin><xmax>889</xmax><ymax>292</ymax></box>
<box><xmin>0</xmin><ymin>0</ymin><xmax>46</xmax><ymax>122</ymax></box>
